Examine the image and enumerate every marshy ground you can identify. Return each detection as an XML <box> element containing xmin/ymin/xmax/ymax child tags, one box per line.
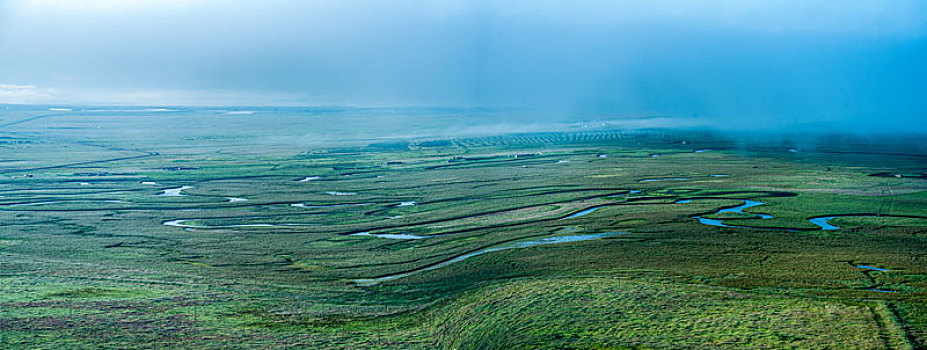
<box><xmin>1</xmin><ymin>106</ymin><xmax>925</xmax><ymax>349</ymax></box>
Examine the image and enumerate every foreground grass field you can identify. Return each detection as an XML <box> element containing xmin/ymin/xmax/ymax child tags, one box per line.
<box><xmin>1</xmin><ymin>106</ymin><xmax>925</xmax><ymax>348</ymax></box>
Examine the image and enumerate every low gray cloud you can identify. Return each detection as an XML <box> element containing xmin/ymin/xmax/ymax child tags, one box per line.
<box><xmin>0</xmin><ymin>0</ymin><xmax>924</xmax><ymax>131</ymax></box>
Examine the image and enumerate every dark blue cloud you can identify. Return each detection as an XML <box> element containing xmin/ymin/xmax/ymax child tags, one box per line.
<box><xmin>0</xmin><ymin>0</ymin><xmax>924</xmax><ymax>131</ymax></box>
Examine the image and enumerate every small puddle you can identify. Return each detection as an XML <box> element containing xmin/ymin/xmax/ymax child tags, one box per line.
<box><xmin>159</xmin><ymin>186</ymin><xmax>192</xmax><ymax>197</ymax></box>
<box><xmin>226</xmin><ymin>197</ymin><xmax>248</xmax><ymax>202</ymax></box>
<box><xmin>396</xmin><ymin>201</ymin><xmax>418</xmax><ymax>207</ymax></box>
<box><xmin>354</xmin><ymin>232</ymin><xmax>627</xmax><ymax>286</ymax></box>
<box><xmin>298</xmin><ymin>176</ymin><xmax>321</xmax><ymax>182</ymax></box>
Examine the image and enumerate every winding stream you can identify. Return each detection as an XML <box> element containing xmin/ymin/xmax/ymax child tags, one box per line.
<box><xmin>808</xmin><ymin>217</ymin><xmax>840</xmax><ymax>230</ymax></box>
<box><xmin>290</xmin><ymin>202</ymin><xmax>372</xmax><ymax>209</ymax></box>
<box><xmin>855</xmin><ymin>265</ymin><xmax>891</xmax><ymax>272</ymax></box>
<box><xmin>350</xmin><ymin>232</ymin><xmax>425</xmax><ymax>240</ymax></box>
<box><xmin>693</xmin><ymin>200</ymin><xmax>773</xmax><ymax>228</ymax></box>
<box><xmin>354</xmin><ymin>232</ymin><xmax>627</xmax><ymax>286</ymax></box>
<box><xmin>163</xmin><ymin>219</ymin><xmax>316</xmax><ymax>229</ymax></box>
<box><xmin>563</xmin><ymin>206</ymin><xmax>604</xmax><ymax>219</ymax></box>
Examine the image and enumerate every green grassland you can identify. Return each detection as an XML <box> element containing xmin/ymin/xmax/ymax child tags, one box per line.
<box><xmin>1</xmin><ymin>106</ymin><xmax>925</xmax><ymax>348</ymax></box>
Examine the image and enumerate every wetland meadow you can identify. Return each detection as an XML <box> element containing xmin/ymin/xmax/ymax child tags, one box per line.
<box><xmin>2</xmin><ymin>1</ymin><xmax>927</xmax><ymax>348</ymax></box>
<box><xmin>0</xmin><ymin>106</ymin><xmax>925</xmax><ymax>348</ymax></box>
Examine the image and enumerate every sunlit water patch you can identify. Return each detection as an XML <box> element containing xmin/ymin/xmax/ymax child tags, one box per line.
<box><xmin>563</xmin><ymin>206</ymin><xmax>607</xmax><ymax>219</ymax></box>
<box><xmin>326</xmin><ymin>191</ymin><xmax>357</xmax><ymax>196</ymax></box>
<box><xmin>855</xmin><ymin>265</ymin><xmax>891</xmax><ymax>272</ymax></box>
<box><xmin>159</xmin><ymin>186</ymin><xmax>192</xmax><ymax>197</ymax></box>
<box><xmin>808</xmin><ymin>216</ymin><xmax>840</xmax><ymax>230</ymax></box>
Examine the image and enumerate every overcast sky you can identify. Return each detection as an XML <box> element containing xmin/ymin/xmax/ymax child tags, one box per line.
<box><xmin>0</xmin><ymin>0</ymin><xmax>925</xmax><ymax>129</ymax></box>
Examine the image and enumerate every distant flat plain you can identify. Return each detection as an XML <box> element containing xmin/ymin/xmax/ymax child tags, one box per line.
<box><xmin>1</xmin><ymin>106</ymin><xmax>925</xmax><ymax>349</ymax></box>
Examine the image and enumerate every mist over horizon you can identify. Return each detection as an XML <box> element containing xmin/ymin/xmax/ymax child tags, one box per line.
<box><xmin>1</xmin><ymin>0</ymin><xmax>925</xmax><ymax>132</ymax></box>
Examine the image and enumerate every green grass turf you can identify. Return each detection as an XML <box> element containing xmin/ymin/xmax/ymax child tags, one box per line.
<box><xmin>0</xmin><ymin>106</ymin><xmax>925</xmax><ymax>348</ymax></box>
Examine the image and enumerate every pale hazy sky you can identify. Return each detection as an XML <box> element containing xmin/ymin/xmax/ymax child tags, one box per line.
<box><xmin>0</xmin><ymin>0</ymin><xmax>925</xmax><ymax>129</ymax></box>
